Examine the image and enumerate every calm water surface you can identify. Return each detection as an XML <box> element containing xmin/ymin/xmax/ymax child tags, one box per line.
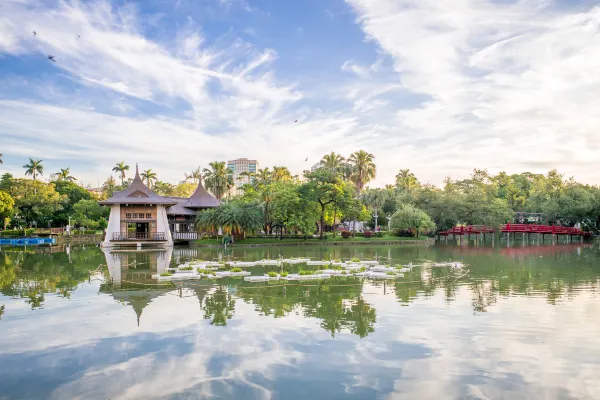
<box><xmin>1</xmin><ymin>243</ymin><xmax>599</xmax><ymax>399</ymax></box>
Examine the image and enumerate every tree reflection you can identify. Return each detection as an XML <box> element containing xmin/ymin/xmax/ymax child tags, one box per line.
<box><xmin>203</xmin><ymin>286</ymin><xmax>236</xmax><ymax>326</ymax></box>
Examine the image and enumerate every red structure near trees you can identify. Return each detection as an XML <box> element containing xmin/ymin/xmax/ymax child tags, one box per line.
<box><xmin>439</xmin><ymin>224</ymin><xmax>589</xmax><ymax>237</ymax></box>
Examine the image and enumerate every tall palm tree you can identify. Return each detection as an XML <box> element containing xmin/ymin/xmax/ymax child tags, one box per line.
<box><xmin>56</xmin><ymin>168</ymin><xmax>76</xmax><ymax>182</ymax></box>
<box><xmin>348</xmin><ymin>150</ymin><xmax>376</xmax><ymax>192</ymax></box>
<box><xmin>395</xmin><ymin>169</ymin><xmax>419</xmax><ymax>190</ymax></box>
<box><xmin>185</xmin><ymin>167</ymin><xmax>202</xmax><ymax>184</ymax></box>
<box><xmin>272</xmin><ymin>166</ymin><xmax>292</xmax><ymax>182</ymax></box>
<box><xmin>23</xmin><ymin>158</ymin><xmax>44</xmax><ymax>181</ymax></box>
<box><xmin>140</xmin><ymin>169</ymin><xmax>157</xmax><ymax>189</ymax></box>
<box><xmin>321</xmin><ymin>152</ymin><xmax>345</xmax><ymax>173</ymax></box>
<box><xmin>203</xmin><ymin>161</ymin><xmax>233</xmax><ymax>201</ymax></box>
<box><xmin>112</xmin><ymin>161</ymin><xmax>130</xmax><ymax>185</ymax></box>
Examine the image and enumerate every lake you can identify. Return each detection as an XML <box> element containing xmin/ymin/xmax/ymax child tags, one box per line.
<box><xmin>1</xmin><ymin>243</ymin><xmax>599</xmax><ymax>399</ymax></box>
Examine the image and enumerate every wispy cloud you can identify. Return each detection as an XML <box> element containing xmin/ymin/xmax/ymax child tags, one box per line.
<box><xmin>0</xmin><ymin>0</ymin><xmax>599</xmax><ymax>186</ymax></box>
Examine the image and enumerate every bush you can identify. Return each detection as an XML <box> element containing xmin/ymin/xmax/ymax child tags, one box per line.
<box><xmin>230</xmin><ymin>267</ymin><xmax>243</xmax><ymax>273</ymax></box>
<box><xmin>341</xmin><ymin>231</ymin><xmax>351</xmax><ymax>239</ymax></box>
<box><xmin>363</xmin><ymin>231</ymin><xmax>373</xmax><ymax>238</ymax></box>
<box><xmin>374</xmin><ymin>231</ymin><xmax>383</xmax><ymax>238</ymax></box>
<box><xmin>351</xmin><ymin>257</ymin><xmax>361</xmax><ymax>262</ymax></box>
<box><xmin>1</xmin><ymin>229</ymin><xmax>35</xmax><ymax>237</ymax></box>
<box><xmin>267</xmin><ymin>271</ymin><xmax>278</xmax><ymax>277</ymax></box>
<box><xmin>179</xmin><ymin>266</ymin><xmax>193</xmax><ymax>271</ymax></box>
<box><xmin>160</xmin><ymin>271</ymin><xmax>172</xmax><ymax>277</ymax></box>
<box><xmin>281</xmin><ymin>271</ymin><xmax>289</xmax><ymax>277</ymax></box>
<box><xmin>198</xmin><ymin>269</ymin><xmax>214</xmax><ymax>274</ymax></box>
<box><xmin>298</xmin><ymin>270</ymin><xmax>314</xmax><ymax>275</ymax></box>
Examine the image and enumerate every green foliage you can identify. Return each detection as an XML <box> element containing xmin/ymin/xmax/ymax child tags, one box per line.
<box><xmin>230</xmin><ymin>267</ymin><xmax>243</xmax><ymax>272</ymax></box>
<box><xmin>298</xmin><ymin>270</ymin><xmax>314</xmax><ymax>275</ymax></box>
<box><xmin>198</xmin><ymin>268</ymin><xmax>215</xmax><ymax>274</ymax></box>
<box><xmin>160</xmin><ymin>271</ymin><xmax>172</xmax><ymax>277</ymax></box>
<box><xmin>179</xmin><ymin>266</ymin><xmax>193</xmax><ymax>271</ymax></box>
<box><xmin>281</xmin><ymin>271</ymin><xmax>289</xmax><ymax>277</ymax></box>
<box><xmin>1</xmin><ymin>229</ymin><xmax>35</xmax><ymax>236</ymax></box>
<box><xmin>267</xmin><ymin>271</ymin><xmax>278</xmax><ymax>277</ymax></box>
<box><xmin>348</xmin><ymin>150</ymin><xmax>376</xmax><ymax>192</ymax></box>
<box><xmin>390</xmin><ymin>205</ymin><xmax>436</xmax><ymax>237</ymax></box>
<box><xmin>350</xmin><ymin>257</ymin><xmax>361</xmax><ymax>262</ymax></box>
<box><xmin>0</xmin><ymin>190</ymin><xmax>14</xmax><ymax>221</ymax></box>
<box><xmin>7</xmin><ymin>179</ymin><xmax>65</xmax><ymax>227</ymax></box>
<box><xmin>72</xmin><ymin>199</ymin><xmax>109</xmax><ymax>230</ymax></box>
<box><xmin>23</xmin><ymin>158</ymin><xmax>44</xmax><ymax>181</ymax></box>
<box><xmin>196</xmin><ymin>199</ymin><xmax>263</xmax><ymax>237</ymax></box>
<box><xmin>203</xmin><ymin>161</ymin><xmax>234</xmax><ymax>200</ymax></box>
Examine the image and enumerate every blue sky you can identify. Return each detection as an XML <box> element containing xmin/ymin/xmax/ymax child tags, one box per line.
<box><xmin>1</xmin><ymin>0</ymin><xmax>600</xmax><ymax>187</ymax></box>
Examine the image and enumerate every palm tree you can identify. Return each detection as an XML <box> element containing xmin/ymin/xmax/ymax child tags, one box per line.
<box><xmin>272</xmin><ymin>166</ymin><xmax>292</xmax><ymax>182</ymax></box>
<box><xmin>203</xmin><ymin>161</ymin><xmax>233</xmax><ymax>201</ymax></box>
<box><xmin>23</xmin><ymin>158</ymin><xmax>44</xmax><ymax>181</ymax></box>
<box><xmin>140</xmin><ymin>169</ymin><xmax>157</xmax><ymax>189</ymax></box>
<box><xmin>56</xmin><ymin>168</ymin><xmax>76</xmax><ymax>182</ymax></box>
<box><xmin>185</xmin><ymin>167</ymin><xmax>202</xmax><ymax>184</ymax></box>
<box><xmin>112</xmin><ymin>162</ymin><xmax>130</xmax><ymax>185</ymax></box>
<box><xmin>348</xmin><ymin>150</ymin><xmax>376</xmax><ymax>192</ymax></box>
<box><xmin>395</xmin><ymin>169</ymin><xmax>419</xmax><ymax>190</ymax></box>
<box><xmin>362</xmin><ymin>188</ymin><xmax>386</xmax><ymax>229</ymax></box>
<box><xmin>321</xmin><ymin>152</ymin><xmax>345</xmax><ymax>173</ymax></box>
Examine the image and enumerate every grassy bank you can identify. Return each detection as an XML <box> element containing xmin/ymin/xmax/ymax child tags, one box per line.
<box><xmin>191</xmin><ymin>234</ymin><xmax>432</xmax><ymax>247</ymax></box>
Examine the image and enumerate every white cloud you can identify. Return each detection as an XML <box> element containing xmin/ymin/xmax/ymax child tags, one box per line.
<box><xmin>344</xmin><ymin>0</ymin><xmax>600</xmax><ymax>184</ymax></box>
<box><xmin>1</xmin><ymin>0</ymin><xmax>600</xmax><ymax>187</ymax></box>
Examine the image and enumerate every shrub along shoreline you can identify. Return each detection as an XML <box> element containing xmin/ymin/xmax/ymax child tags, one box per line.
<box><xmin>191</xmin><ymin>235</ymin><xmax>433</xmax><ymax>248</ymax></box>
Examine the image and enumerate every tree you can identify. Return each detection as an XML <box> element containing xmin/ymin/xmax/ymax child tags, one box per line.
<box><xmin>196</xmin><ymin>200</ymin><xmax>263</xmax><ymax>240</ymax></box>
<box><xmin>0</xmin><ymin>190</ymin><xmax>14</xmax><ymax>225</ymax></box>
<box><xmin>321</xmin><ymin>152</ymin><xmax>345</xmax><ymax>174</ymax></box>
<box><xmin>153</xmin><ymin>181</ymin><xmax>175</xmax><ymax>196</ymax></box>
<box><xmin>362</xmin><ymin>188</ymin><xmax>386</xmax><ymax>229</ymax></box>
<box><xmin>203</xmin><ymin>162</ymin><xmax>233</xmax><ymax>201</ymax></box>
<box><xmin>272</xmin><ymin>166</ymin><xmax>292</xmax><ymax>182</ymax></box>
<box><xmin>55</xmin><ymin>168</ymin><xmax>76</xmax><ymax>182</ymax></box>
<box><xmin>390</xmin><ymin>204</ymin><xmax>436</xmax><ymax>238</ymax></box>
<box><xmin>72</xmin><ymin>199</ymin><xmax>109</xmax><ymax>230</ymax></box>
<box><xmin>7</xmin><ymin>179</ymin><xmax>65</xmax><ymax>226</ymax></box>
<box><xmin>395</xmin><ymin>169</ymin><xmax>419</xmax><ymax>191</ymax></box>
<box><xmin>101</xmin><ymin>176</ymin><xmax>117</xmax><ymax>200</ymax></box>
<box><xmin>185</xmin><ymin>167</ymin><xmax>202</xmax><ymax>184</ymax></box>
<box><xmin>112</xmin><ymin>162</ymin><xmax>130</xmax><ymax>185</ymax></box>
<box><xmin>140</xmin><ymin>169</ymin><xmax>157</xmax><ymax>189</ymax></box>
<box><xmin>23</xmin><ymin>158</ymin><xmax>44</xmax><ymax>181</ymax></box>
<box><xmin>348</xmin><ymin>150</ymin><xmax>376</xmax><ymax>192</ymax></box>
<box><xmin>0</xmin><ymin>173</ymin><xmax>13</xmax><ymax>192</ymax></box>
<box><xmin>301</xmin><ymin>169</ymin><xmax>345</xmax><ymax>239</ymax></box>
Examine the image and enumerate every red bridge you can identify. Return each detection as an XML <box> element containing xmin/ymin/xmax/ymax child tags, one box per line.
<box><xmin>439</xmin><ymin>224</ymin><xmax>589</xmax><ymax>237</ymax></box>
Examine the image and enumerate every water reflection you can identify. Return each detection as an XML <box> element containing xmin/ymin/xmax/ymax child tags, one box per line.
<box><xmin>0</xmin><ymin>244</ymin><xmax>599</xmax><ymax>399</ymax></box>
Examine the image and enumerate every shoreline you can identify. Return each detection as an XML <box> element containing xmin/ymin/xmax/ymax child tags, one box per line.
<box><xmin>190</xmin><ymin>238</ymin><xmax>434</xmax><ymax>248</ymax></box>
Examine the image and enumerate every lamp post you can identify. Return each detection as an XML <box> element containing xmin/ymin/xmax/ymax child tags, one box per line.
<box><xmin>373</xmin><ymin>209</ymin><xmax>379</xmax><ymax>231</ymax></box>
<box><xmin>386</xmin><ymin>215</ymin><xmax>392</xmax><ymax>232</ymax></box>
<box><xmin>68</xmin><ymin>216</ymin><xmax>71</xmax><ymax>236</ymax></box>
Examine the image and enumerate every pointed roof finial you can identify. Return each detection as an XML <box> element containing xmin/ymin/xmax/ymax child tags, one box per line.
<box><xmin>134</xmin><ymin>163</ymin><xmax>141</xmax><ymax>181</ymax></box>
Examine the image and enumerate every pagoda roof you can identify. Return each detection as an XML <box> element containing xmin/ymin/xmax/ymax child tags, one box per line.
<box><xmin>185</xmin><ymin>180</ymin><xmax>220</xmax><ymax>208</ymax></box>
<box><xmin>99</xmin><ymin>165</ymin><xmax>177</xmax><ymax>206</ymax></box>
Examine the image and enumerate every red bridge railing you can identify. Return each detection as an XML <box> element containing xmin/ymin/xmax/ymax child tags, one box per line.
<box><xmin>439</xmin><ymin>224</ymin><xmax>587</xmax><ymax>236</ymax></box>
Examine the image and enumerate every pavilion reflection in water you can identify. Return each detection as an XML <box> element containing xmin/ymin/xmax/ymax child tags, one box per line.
<box><xmin>101</xmin><ymin>247</ymin><xmax>211</xmax><ymax>326</ymax></box>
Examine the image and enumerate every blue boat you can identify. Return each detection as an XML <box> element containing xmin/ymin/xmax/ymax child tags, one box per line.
<box><xmin>0</xmin><ymin>237</ymin><xmax>56</xmax><ymax>246</ymax></box>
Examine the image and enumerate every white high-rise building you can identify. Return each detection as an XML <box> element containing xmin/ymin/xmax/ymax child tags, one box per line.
<box><xmin>227</xmin><ymin>158</ymin><xmax>259</xmax><ymax>187</ymax></box>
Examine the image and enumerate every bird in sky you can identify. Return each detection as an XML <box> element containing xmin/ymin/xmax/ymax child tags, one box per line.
<box><xmin>77</xmin><ymin>34</ymin><xmax>80</xmax><ymax>38</ymax></box>
<box><xmin>295</xmin><ymin>120</ymin><xmax>298</xmax><ymax>123</ymax></box>
<box><xmin>32</xmin><ymin>31</ymin><xmax>36</xmax><ymax>36</ymax></box>
<box><xmin>48</xmin><ymin>55</ymin><xmax>56</xmax><ymax>62</ymax></box>
<box><xmin>305</xmin><ymin>157</ymin><xmax>308</xmax><ymax>161</ymax></box>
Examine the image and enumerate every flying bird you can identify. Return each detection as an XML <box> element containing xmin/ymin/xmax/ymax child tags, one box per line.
<box><xmin>305</xmin><ymin>157</ymin><xmax>308</xmax><ymax>161</ymax></box>
<box><xmin>32</xmin><ymin>31</ymin><xmax>36</xmax><ymax>36</ymax></box>
<box><xmin>295</xmin><ymin>120</ymin><xmax>298</xmax><ymax>123</ymax></box>
<box><xmin>48</xmin><ymin>55</ymin><xmax>56</xmax><ymax>62</ymax></box>
<box><xmin>77</xmin><ymin>34</ymin><xmax>80</xmax><ymax>38</ymax></box>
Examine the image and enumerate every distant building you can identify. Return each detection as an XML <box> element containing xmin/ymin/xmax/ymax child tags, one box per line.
<box><xmin>310</xmin><ymin>162</ymin><xmax>322</xmax><ymax>172</ymax></box>
<box><xmin>227</xmin><ymin>158</ymin><xmax>258</xmax><ymax>187</ymax></box>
